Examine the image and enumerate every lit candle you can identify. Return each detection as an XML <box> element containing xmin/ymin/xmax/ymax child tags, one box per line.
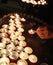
<box><xmin>0</xmin><ymin>42</ymin><xmax>6</xmax><ymax>49</ymax></box>
<box><xmin>21</xmin><ymin>0</ymin><xmax>26</xmax><ymax>2</ymax></box>
<box><xmin>0</xmin><ymin>56</ymin><xmax>10</xmax><ymax>65</ymax></box>
<box><xmin>40</xmin><ymin>0</ymin><xmax>44</xmax><ymax>2</ymax></box>
<box><xmin>2</xmin><ymin>24</ymin><xmax>8</xmax><ymax>29</ymax></box>
<box><xmin>21</xmin><ymin>18</ymin><xmax>26</xmax><ymax>22</ymax></box>
<box><xmin>10</xmin><ymin>33</ymin><xmax>18</xmax><ymax>41</ymax></box>
<box><xmin>0</xmin><ymin>28</ymin><xmax>5</xmax><ymax>33</ymax></box>
<box><xmin>26</xmin><ymin>0</ymin><xmax>30</xmax><ymax>3</ymax></box>
<box><xmin>16</xmin><ymin>46</ymin><xmax>23</xmax><ymax>53</ymax></box>
<box><xmin>33</xmin><ymin>1</ymin><xmax>37</xmax><ymax>5</ymax></box>
<box><xmin>6</xmin><ymin>42</ymin><xmax>15</xmax><ymax>51</ymax></box>
<box><xmin>28</xmin><ymin>54</ymin><xmax>38</xmax><ymax>63</ymax></box>
<box><xmin>6</xmin><ymin>38</ymin><xmax>10</xmax><ymax>44</ymax></box>
<box><xmin>42</xmin><ymin>1</ymin><xmax>46</xmax><ymax>5</ymax></box>
<box><xmin>17</xmin><ymin>59</ymin><xmax>28</xmax><ymax>65</ymax></box>
<box><xmin>9</xmin><ymin>19</ymin><xmax>14</xmax><ymax>23</ymax></box>
<box><xmin>1</xmin><ymin>49</ymin><xmax>9</xmax><ymax>56</ymax></box>
<box><xmin>19</xmin><ymin>52</ymin><xmax>29</xmax><ymax>60</ymax></box>
<box><xmin>9</xmin><ymin>51</ymin><xmax>19</xmax><ymax>60</ymax></box>
<box><xmin>18</xmin><ymin>27</ymin><xmax>24</xmax><ymax>33</ymax></box>
<box><xmin>15</xmin><ymin>13</ymin><xmax>20</xmax><ymax>19</ymax></box>
<box><xmin>18</xmin><ymin>36</ymin><xmax>25</xmax><ymax>41</ymax></box>
<box><xmin>24</xmin><ymin>47</ymin><xmax>33</xmax><ymax>54</ymax></box>
<box><xmin>19</xmin><ymin>41</ymin><xmax>27</xmax><ymax>47</ymax></box>
<box><xmin>37</xmin><ymin>1</ymin><xmax>41</xmax><ymax>5</ymax></box>
<box><xmin>9</xmin><ymin>22</ymin><xmax>15</xmax><ymax>26</ymax></box>
<box><xmin>2</xmin><ymin>38</ymin><xmax>10</xmax><ymax>44</ymax></box>
<box><xmin>15</xmin><ymin>18</ymin><xmax>21</xmax><ymax>24</ymax></box>
<box><xmin>9</xmin><ymin>26</ymin><xmax>16</xmax><ymax>31</ymax></box>
<box><xmin>15</xmin><ymin>31</ymin><xmax>22</xmax><ymax>36</ymax></box>
<box><xmin>10</xmin><ymin>33</ymin><xmax>15</xmax><ymax>40</ymax></box>
<box><xmin>14</xmin><ymin>40</ymin><xmax>19</xmax><ymax>46</ymax></box>
<box><xmin>21</xmin><ymin>0</ymin><xmax>47</xmax><ymax>5</ymax></box>
<box><xmin>1</xmin><ymin>33</ymin><xmax>8</xmax><ymax>38</ymax></box>
<box><xmin>16</xmin><ymin>24</ymin><xmax>22</xmax><ymax>28</ymax></box>
<box><xmin>31</xmin><ymin>0</ymin><xmax>34</xmax><ymax>4</ymax></box>
<box><xmin>28</xmin><ymin>29</ymin><xmax>35</xmax><ymax>35</ymax></box>
<box><xmin>8</xmin><ymin>30</ymin><xmax>15</xmax><ymax>34</ymax></box>
<box><xmin>10</xmin><ymin>15</ymin><xmax>15</xmax><ymax>19</ymax></box>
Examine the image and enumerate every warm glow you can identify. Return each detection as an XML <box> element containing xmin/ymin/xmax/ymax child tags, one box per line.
<box><xmin>28</xmin><ymin>29</ymin><xmax>35</xmax><ymax>35</ymax></box>
<box><xmin>0</xmin><ymin>13</ymin><xmax>38</xmax><ymax>65</ymax></box>
<box><xmin>21</xmin><ymin>0</ymin><xmax>47</xmax><ymax>5</ymax></box>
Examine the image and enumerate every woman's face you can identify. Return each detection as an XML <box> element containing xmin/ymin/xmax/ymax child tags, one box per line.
<box><xmin>36</xmin><ymin>26</ymin><xmax>49</xmax><ymax>39</ymax></box>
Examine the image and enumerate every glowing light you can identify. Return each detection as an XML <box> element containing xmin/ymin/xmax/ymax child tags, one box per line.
<box><xmin>17</xmin><ymin>59</ymin><xmax>28</xmax><ymax>65</ymax></box>
<box><xmin>20</xmin><ymin>52</ymin><xmax>28</xmax><ymax>60</ymax></box>
<box><xmin>9</xmin><ymin>51</ymin><xmax>19</xmax><ymax>60</ymax></box>
<box><xmin>29</xmin><ymin>54</ymin><xmax>38</xmax><ymax>63</ymax></box>
<box><xmin>28</xmin><ymin>29</ymin><xmax>35</xmax><ymax>35</ymax></box>
<box><xmin>0</xmin><ymin>13</ymin><xmax>38</xmax><ymax>65</ymax></box>
<box><xmin>0</xmin><ymin>56</ymin><xmax>10</xmax><ymax>65</ymax></box>
<box><xmin>21</xmin><ymin>0</ymin><xmax>47</xmax><ymax>5</ymax></box>
<box><xmin>18</xmin><ymin>36</ymin><xmax>25</xmax><ymax>41</ymax></box>
<box><xmin>19</xmin><ymin>41</ymin><xmax>27</xmax><ymax>47</ymax></box>
<box><xmin>21</xmin><ymin>18</ymin><xmax>26</xmax><ymax>22</ymax></box>
<box><xmin>24</xmin><ymin>47</ymin><xmax>33</xmax><ymax>54</ymax></box>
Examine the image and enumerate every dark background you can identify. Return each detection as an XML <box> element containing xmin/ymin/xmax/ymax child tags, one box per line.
<box><xmin>0</xmin><ymin>0</ymin><xmax>53</xmax><ymax>25</ymax></box>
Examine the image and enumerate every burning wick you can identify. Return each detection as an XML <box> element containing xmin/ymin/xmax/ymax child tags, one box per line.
<box><xmin>28</xmin><ymin>29</ymin><xmax>36</xmax><ymax>35</ymax></box>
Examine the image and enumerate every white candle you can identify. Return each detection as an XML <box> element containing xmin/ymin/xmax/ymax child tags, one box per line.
<box><xmin>15</xmin><ymin>18</ymin><xmax>21</xmax><ymax>24</ymax></box>
<box><xmin>16</xmin><ymin>24</ymin><xmax>22</xmax><ymax>28</ymax></box>
<box><xmin>42</xmin><ymin>1</ymin><xmax>46</xmax><ymax>5</ymax></box>
<box><xmin>9</xmin><ymin>26</ymin><xmax>16</xmax><ymax>31</ymax></box>
<box><xmin>15</xmin><ymin>31</ymin><xmax>22</xmax><ymax>36</ymax></box>
<box><xmin>37</xmin><ymin>1</ymin><xmax>41</xmax><ymax>5</ymax></box>
<box><xmin>24</xmin><ymin>47</ymin><xmax>33</xmax><ymax>54</ymax></box>
<box><xmin>6</xmin><ymin>42</ymin><xmax>15</xmax><ymax>51</ymax></box>
<box><xmin>15</xmin><ymin>14</ymin><xmax>20</xmax><ymax>18</ymax></box>
<box><xmin>0</xmin><ymin>56</ymin><xmax>10</xmax><ymax>65</ymax></box>
<box><xmin>19</xmin><ymin>41</ymin><xmax>27</xmax><ymax>47</ymax></box>
<box><xmin>21</xmin><ymin>18</ymin><xmax>26</xmax><ymax>22</ymax></box>
<box><xmin>16</xmin><ymin>46</ymin><xmax>23</xmax><ymax>53</ymax></box>
<box><xmin>2</xmin><ymin>24</ymin><xmax>8</xmax><ymax>28</ymax></box>
<box><xmin>8</xmin><ymin>30</ymin><xmax>15</xmax><ymax>34</ymax></box>
<box><xmin>10</xmin><ymin>15</ymin><xmax>15</xmax><ymax>19</ymax></box>
<box><xmin>17</xmin><ymin>59</ymin><xmax>28</xmax><ymax>65</ymax></box>
<box><xmin>33</xmin><ymin>1</ymin><xmax>37</xmax><ymax>5</ymax></box>
<box><xmin>0</xmin><ymin>42</ymin><xmax>6</xmax><ymax>49</ymax></box>
<box><xmin>28</xmin><ymin>54</ymin><xmax>38</xmax><ymax>63</ymax></box>
<box><xmin>9</xmin><ymin>51</ymin><xmax>19</xmax><ymax>60</ymax></box>
<box><xmin>1</xmin><ymin>33</ymin><xmax>8</xmax><ymax>38</ymax></box>
<box><xmin>22</xmin><ymin>0</ymin><xmax>26</xmax><ymax>2</ymax></box>
<box><xmin>19</xmin><ymin>52</ymin><xmax>29</xmax><ymax>60</ymax></box>
<box><xmin>2</xmin><ymin>38</ymin><xmax>10</xmax><ymax>44</ymax></box>
<box><xmin>18</xmin><ymin>28</ymin><xmax>24</xmax><ymax>33</ymax></box>
<box><xmin>9</xmin><ymin>22</ymin><xmax>15</xmax><ymax>26</ymax></box>
<box><xmin>1</xmin><ymin>49</ymin><xmax>8</xmax><ymax>56</ymax></box>
<box><xmin>0</xmin><ymin>28</ymin><xmax>5</xmax><ymax>32</ymax></box>
<box><xmin>18</xmin><ymin>36</ymin><xmax>25</xmax><ymax>41</ymax></box>
<box><xmin>14</xmin><ymin>40</ymin><xmax>19</xmax><ymax>45</ymax></box>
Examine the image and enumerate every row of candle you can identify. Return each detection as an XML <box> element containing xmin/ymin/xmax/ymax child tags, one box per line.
<box><xmin>0</xmin><ymin>13</ymin><xmax>38</xmax><ymax>65</ymax></box>
<box><xmin>21</xmin><ymin>0</ymin><xmax>47</xmax><ymax>5</ymax></box>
